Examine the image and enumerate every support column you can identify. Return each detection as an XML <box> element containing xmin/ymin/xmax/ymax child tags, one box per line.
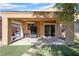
<box><xmin>40</xmin><ymin>22</ymin><xmax>43</xmax><ymax>37</ymax></box>
<box><xmin>22</xmin><ymin>22</ymin><xmax>28</xmax><ymax>37</ymax></box>
<box><xmin>57</xmin><ymin>23</ymin><xmax>61</xmax><ymax>37</ymax></box>
<box><xmin>2</xmin><ymin>17</ymin><xmax>9</xmax><ymax>45</ymax></box>
<box><xmin>8</xmin><ymin>19</ymin><xmax>12</xmax><ymax>44</ymax></box>
<box><xmin>55</xmin><ymin>23</ymin><xmax>61</xmax><ymax>37</ymax></box>
<box><xmin>65</xmin><ymin>22</ymin><xmax>74</xmax><ymax>44</ymax></box>
<box><xmin>36</xmin><ymin>21</ymin><xmax>43</xmax><ymax>37</ymax></box>
<box><xmin>36</xmin><ymin>21</ymin><xmax>40</xmax><ymax>37</ymax></box>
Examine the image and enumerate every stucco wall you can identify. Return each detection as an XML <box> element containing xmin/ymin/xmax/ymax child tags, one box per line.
<box><xmin>9</xmin><ymin>19</ymin><xmax>60</xmax><ymax>38</ymax></box>
<box><xmin>0</xmin><ymin>20</ymin><xmax>2</xmax><ymax>41</ymax></box>
<box><xmin>74</xmin><ymin>22</ymin><xmax>79</xmax><ymax>39</ymax></box>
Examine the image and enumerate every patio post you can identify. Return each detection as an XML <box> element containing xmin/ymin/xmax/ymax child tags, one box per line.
<box><xmin>36</xmin><ymin>21</ymin><xmax>41</xmax><ymax>37</ymax></box>
<box><xmin>55</xmin><ymin>23</ymin><xmax>61</xmax><ymax>38</ymax></box>
<box><xmin>22</xmin><ymin>22</ymin><xmax>28</xmax><ymax>37</ymax></box>
<box><xmin>65</xmin><ymin>21</ymin><xmax>74</xmax><ymax>44</ymax></box>
<box><xmin>40</xmin><ymin>22</ymin><xmax>43</xmax><ymax>37</ymax></box>
<box><xmin>2</xmin><ymin>16</ymin><xmax>9</xmax><ymax>45</ymax></box>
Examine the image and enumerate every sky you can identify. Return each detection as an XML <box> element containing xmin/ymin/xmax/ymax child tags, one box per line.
<box><xmin>0</xmin><ymin>3</ymin><xmax>55</xmax><ymax>11</ymax></box>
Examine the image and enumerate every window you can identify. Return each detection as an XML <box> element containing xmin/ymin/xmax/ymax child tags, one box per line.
<box><xmin>12</xmin><ymin>23</ymin><xmax>22</xmax><ymax>40</ymax></box>
<box><xmin>28</xmin><ymin>23</ymin><xmax>37</xmax><ymax>37</ymax></box>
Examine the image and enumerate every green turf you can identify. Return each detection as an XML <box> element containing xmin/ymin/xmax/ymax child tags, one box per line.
<box><xmin>0</xmin><ymin>45</ymin><xmax>31</xmax><ymax>56</ymax></box>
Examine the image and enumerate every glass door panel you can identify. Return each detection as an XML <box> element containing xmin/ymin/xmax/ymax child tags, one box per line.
<box><xmin>51</xmin><ymin>25</ymin><xmax>55</xmax><ymax>36</ymax></box>
<box><xmin>28</xmin><ymin>24</ymin><xmax>37</xmax><ymax>37</ymax></box>
<box><xmin>45</xmin><ymin>25</ymin><xmax>50</xmax><ymax>36</ymax></box>
<box><xmin>44</xmin><ymin>25</ymin><xmax>55</xmax><ymax>36</ymax></box>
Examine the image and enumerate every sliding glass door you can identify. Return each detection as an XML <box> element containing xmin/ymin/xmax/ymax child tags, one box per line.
<box><xmin>44</xmin><ymin>25</ymin><xmax>55</xmax><ymax>36</ymax></box>
<box><xmin>28</xmin><ymin>24</ymin><xmax>37</xmax><ymax>37</ymax></box>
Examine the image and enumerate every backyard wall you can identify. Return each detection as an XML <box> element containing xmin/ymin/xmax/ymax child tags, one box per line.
<box><xmin>0</xmin><ymin>20</ymin><xmax>2</xmax><ymax>41</ymax></box>
<box><xmin>74</xmin><ymin>22</ymin><xmax>79</xmax><ymax>39</ymax></box>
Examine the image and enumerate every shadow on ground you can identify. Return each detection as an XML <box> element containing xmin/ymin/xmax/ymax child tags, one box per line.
<box><xmin>29</xmin><ymin>38</ymin><xmax>79</xmax><ymax>56</ymax></box>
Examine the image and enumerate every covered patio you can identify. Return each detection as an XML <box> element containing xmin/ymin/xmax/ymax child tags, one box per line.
<box><xmin>1</xmin><ymin>11</ymin><xmax>74</xmax><ymax>45</ymax></box>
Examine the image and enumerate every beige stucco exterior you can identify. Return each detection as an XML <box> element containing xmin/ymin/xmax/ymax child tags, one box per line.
<box><xmin>0</xmin><ymin>20</ymin><xmax>2</xmax><ymax>41</ymax></box>
<box><xmin>0</xmin><ymin>11</ymin><xmax>74</xmax><ymax>45</ymax></box>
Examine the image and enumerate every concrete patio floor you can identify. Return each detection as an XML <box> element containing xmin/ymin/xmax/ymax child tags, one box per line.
<box><xmin>11</xmin><ymin>37</ymin><xmax>39</xmax><ymax>45</ymax></box>
<box><xmin>11</xmin><ymin>37</ymin><xmax>65</xmax><ymax>45</ymax></box>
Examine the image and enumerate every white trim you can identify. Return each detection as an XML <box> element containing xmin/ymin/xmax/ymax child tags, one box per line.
<box><xmin>11</xmin><ymin>21</ymin><xmax>23</xmax><ymax>41</ymax></box>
